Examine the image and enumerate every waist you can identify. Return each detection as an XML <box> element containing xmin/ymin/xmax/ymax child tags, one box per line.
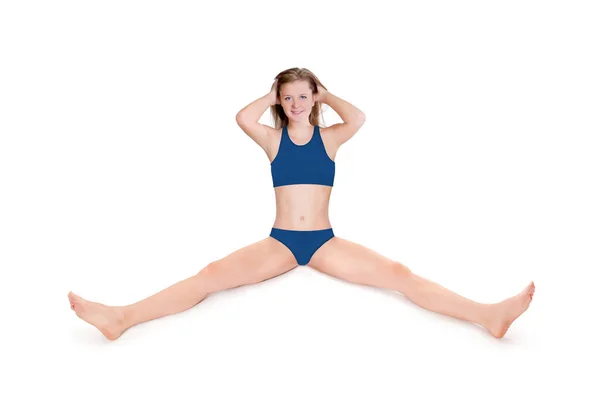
<box><xmin>273</xmin><ymin>185</ymin><xmax>332</xmax><ymax>230</ymax></box>
<box><xmin>272</xmin><ymin>218</ymin><xmax>332</xmax><ymax>231</ymax></box>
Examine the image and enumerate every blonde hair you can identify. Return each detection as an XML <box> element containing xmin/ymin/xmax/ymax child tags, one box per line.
<box><xmin>269</xmin><ymin>67</ymin><xmax>328</xmax><ymax>129</ymax></box>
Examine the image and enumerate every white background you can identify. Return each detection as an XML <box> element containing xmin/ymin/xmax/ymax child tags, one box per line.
<box><xmin>2</xmin><ymin>0</ymin><xmax>598</xmax><ymax>399</ymax></box>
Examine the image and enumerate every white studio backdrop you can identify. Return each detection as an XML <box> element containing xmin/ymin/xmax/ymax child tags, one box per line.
<box><xmin>1</xmin><ymin>1</ymin><xmax>598</xmax><ymax>399</ymax></box>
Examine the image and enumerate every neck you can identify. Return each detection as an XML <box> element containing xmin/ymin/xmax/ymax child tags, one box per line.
<box><xmin>287</xmin><ymin>120</ymin><xmax>313</xmax><ymax>131</ymax></box>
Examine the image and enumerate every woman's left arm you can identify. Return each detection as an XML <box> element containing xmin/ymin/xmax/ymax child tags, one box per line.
<box><xmin>318</xmin><ymin>87</ymin><xmax>366</xmax><ymax>146</ymax></box>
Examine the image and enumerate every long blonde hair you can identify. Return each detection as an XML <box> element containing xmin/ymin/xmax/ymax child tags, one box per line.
<box><xmin>269</xmin><ymin>67</ymin><xmax>328</xmax><ymax>129</ymax></box>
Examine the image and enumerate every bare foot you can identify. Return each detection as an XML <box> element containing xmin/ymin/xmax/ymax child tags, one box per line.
<box><xmin>485</xmin><ymin>281</ymin><xmax>535</xmax><ymax>338</ymax></box>
<box><xmin>68</xmin><ymin>292</ymin><xmax>126</xmax><ymax>340</ymax></box>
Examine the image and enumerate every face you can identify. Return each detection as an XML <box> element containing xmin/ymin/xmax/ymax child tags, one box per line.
<box><xmin>279</xmin><ymin>80</ymin><xmax>315</xmax><ymax>121</ymax></box>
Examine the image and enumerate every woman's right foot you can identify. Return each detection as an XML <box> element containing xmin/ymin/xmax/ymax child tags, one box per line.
<box><xmin>68</xmin><ymin>292</ymin><xmax>126</xmax><ymax>340</ymax></box>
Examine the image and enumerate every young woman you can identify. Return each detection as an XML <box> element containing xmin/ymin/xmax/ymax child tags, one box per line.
<box><xmin>68</xmin><ymin>67</ymin><xmax>535</xmax><ymax>340</ymax></box>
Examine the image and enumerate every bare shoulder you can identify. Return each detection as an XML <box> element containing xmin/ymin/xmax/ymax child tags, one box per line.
<box><xmin>320</xmin><ymin>120</ymin><xmax>365</xmax><ymax>147</ymax></box>
<box><xmin>266</xmin><ymin>125</ymin><xmax>283</xmax><ymax>162</ymax></box>
<box><xmin>236</xmin><ymin>117</ymin><xmax>280</xmax><ymax>155</ymax></box>
<box><xmin>318</xmin><ymin>125</ymin><xmax>341</xmax><ymax>162</ymax></box>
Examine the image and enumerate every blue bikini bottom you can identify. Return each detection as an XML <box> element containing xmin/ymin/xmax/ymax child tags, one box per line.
<box><xmin>269</xmin><ymin>227</ymin><xmax>335</xmax><ymax>266</ymax></box>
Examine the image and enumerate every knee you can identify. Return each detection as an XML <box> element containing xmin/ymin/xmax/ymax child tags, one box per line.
<box><xmin>198</xmin><ymin>261</ymin><xmax>217</xmax><ymax>274</ymax></box>
<box><xmin>195</xmin><ymin>261</ymin><xmax>222</xmax><ymax>288</ymax></box>
<box><xmin>391</xmin><ymin>261</ymin><xmax>412</xmax><ymax>282</ymax></box>
<box><xmin>197</xmin><ymin>261</ymin><xmax>222</xmax><ymax>281</ymax></box>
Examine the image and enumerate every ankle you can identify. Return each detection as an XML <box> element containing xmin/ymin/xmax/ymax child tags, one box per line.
<box><xmin>116</xmin><ymin>306</ymin><xmax>134</xmax><ymax>329</ymax></box>
<box><xmin>480</xmin><ymin>303</ymin><xmax>496</xmax><ymax>328</ymax></box>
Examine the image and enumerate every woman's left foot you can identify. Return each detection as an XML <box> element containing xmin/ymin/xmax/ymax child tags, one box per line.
<box><xmin>485</xmin><ymin>281</ymin><xmax>535</xmax><ymax>338</ymax></box>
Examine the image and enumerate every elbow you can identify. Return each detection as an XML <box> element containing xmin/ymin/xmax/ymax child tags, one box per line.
<box><xmin>235</xmin><ymin>112</ymin><xmax>248</xmax><ymax>126</ymax></box>
<box><xmin>354</xmin><ymin>112</ymin><xmax>366</xmax><ymax>127</ymax></box>
<box><xmin>236</xmin><ymin>110</ymin><xmax>259</xmax><ymax>126</ymax></box>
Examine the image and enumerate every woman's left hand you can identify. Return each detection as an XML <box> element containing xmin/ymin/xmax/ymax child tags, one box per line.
<box><xmin>315</xmin><ymin>84</ymin><xmax>328</xmax><ymax>103</ymax></box>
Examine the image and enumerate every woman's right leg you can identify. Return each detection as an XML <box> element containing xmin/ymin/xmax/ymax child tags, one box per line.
<box><xmin>68</xmin><ymin>236</ymin><xmax>298</xmax><ymax>340</ymax></box>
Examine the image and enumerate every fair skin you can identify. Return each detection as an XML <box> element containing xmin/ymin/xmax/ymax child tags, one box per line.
<box><xmin>69</xmin><ymin>78</ymin><xmax>535</xmax><ymax>340</ymax></box>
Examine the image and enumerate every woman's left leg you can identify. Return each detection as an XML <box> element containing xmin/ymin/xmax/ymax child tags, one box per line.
<box><xmin>307</xmin><ymin>236</ymin><xmax>535</xmax><ymax>338</ymax></box>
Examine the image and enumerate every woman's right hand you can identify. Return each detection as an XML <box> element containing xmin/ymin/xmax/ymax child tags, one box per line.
<box><xmin>269</xmin><ymin>79</ymin><xmax>279</xmax><ymax>106</ymax></box>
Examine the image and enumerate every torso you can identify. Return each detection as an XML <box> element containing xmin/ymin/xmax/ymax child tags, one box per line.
<box><xmin>267</xmin><ymin>125</ymin><xmax>339</xmax><ymax>231</ymax></box>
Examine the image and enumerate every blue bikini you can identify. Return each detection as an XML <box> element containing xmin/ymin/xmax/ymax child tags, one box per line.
<box><xmin>269</xmin><ymin>124</ymin><xmax>336</xmax><ymax>265</ymax></box>
<box><xmin>270</xmin><ymin>124</ymin><xmax>335</xmax><ymax>187</ymax></box>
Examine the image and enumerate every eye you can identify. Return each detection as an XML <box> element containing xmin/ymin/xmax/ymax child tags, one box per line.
<box><xmin>284</xmin><ymin>96</ymin><xmax>307</xmax><ymax>100</ymax></box>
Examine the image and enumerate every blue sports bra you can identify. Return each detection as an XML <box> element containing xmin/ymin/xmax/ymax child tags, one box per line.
<box><xmin>270</xmin><ymin>125</ymin><xmax>335</xmax><ymax>187</ymax></box>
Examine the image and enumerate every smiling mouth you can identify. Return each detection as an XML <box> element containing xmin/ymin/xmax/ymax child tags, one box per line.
<box><xmin>291</xmin><ymin>110</ymin><xmax>303</xmax><ymax>114</ymax></box>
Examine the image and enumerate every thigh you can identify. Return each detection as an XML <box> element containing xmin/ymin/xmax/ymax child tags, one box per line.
<box><xmin>308</xmin><ymin>236</ymin><xmax>411</xmax><ymax>290</ymax></box>
<box><xmin>198</xmin><ymin>236</ymin><xmax>298</xmax><ymax>294</ymax></box>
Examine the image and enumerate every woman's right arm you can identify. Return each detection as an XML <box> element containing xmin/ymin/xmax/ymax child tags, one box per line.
<box><xmin>235</xmin><ymin>83</ymin><xmax>278</xmax><ymax>151</ymax></box>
